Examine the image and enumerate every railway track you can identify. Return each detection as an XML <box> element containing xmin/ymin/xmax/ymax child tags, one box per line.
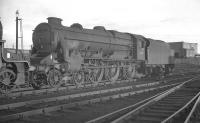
<box><xmin>0</xmin><ymin>80</ymin><xmax>162</xmax><ymax>110</ymax></box>
<box><xmin>0</xmin><ymin>79</ymin><xmax>147</xmax><ymax>98</ymax></box>
<box><xmin>0</xmin><ymin>81</ymin><xmax>184</xmax><ymax>122</ymax></box>
<box><xmin>94</xmin><ymin>76</ymin><xmax>200</xmax><ymax>123</ymax></box>
<box><xmin>0</xmin><ymin>74</ymin><xmax>197</xmax><ymax>122</ymax></box>
<box><xmin>184</xmin><ymin>94</ymin><xmax>200</xmax><ymax>123</ymax></box>
<box><xmin>0</xmin><ymin>75</ymin><xmax>193</xmax><ymax>110</ymax></box>
<box><xmin>0</xmin><ymin>74</ymin><xmax>193</xmax><ymax>99</ymax></box>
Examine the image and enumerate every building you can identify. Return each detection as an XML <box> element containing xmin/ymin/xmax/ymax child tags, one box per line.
<box><xmin>168</xmin><ymin>42</ymin><xmax>198</xmax><ymax>58</ymax></box>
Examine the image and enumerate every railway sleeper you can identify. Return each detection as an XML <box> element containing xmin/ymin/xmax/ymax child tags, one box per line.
<box><xmin>190</xmin><ymin>117</ymin><xmax>200</xmax><ymax>123</ymax></box>
<box><xmin>144</xmin><ymin>108</ymin><xmax>175</xmax><ymax>114</ymax></box>
<box><xmin>166</xmin><ymin>94</ymin><xmax>191</xmax><ymax>97</ymax></box>
<box><xmin>131</xmin><ymin>115</ymin><xmax>162</xmax><ymax>123</ymax></box>
<box><xmin>23</xmin><ymin>114</ymin><xmax>52</xmax><ymax>122</ymax></box>
<box><xmin>172</xmin><ymin>90</ymin><xmax>198</xmax><ymax>94</ymax></box>
<box><xmin>139</xmin><ymin>111</ymin><xmax>171</xmax><ymax>118</ymax></box>
<box><xmin>163</xmin><ymin>93</ymin><xmax>193</xmax><ymax>96</ymax></box>
<box><xmin>167</xmin><ymin>94</ymin><xmax>196</xmax><ymax>97</ymax></box>
<box><xmin>153</xmin><ymin>103</ymin><xmax>183</xmax><ymax>108</ymax></box>
<box><xmin>158</xmin><ymin>100</ymin><xmax>185</xmax><ymax>105</ymax></box>
<box><xmin>162</xmin><ymin>97</ymin><xmax>189</xmax><ymax>101</ymax></box>
<box><xmin>161</xmin><ymin>98</ymin><xmax>191</xmax><ymax>102</ymax></box>
<box><xmin>171</xmin><ymin>92</ymin><xmax>198</xmax><ymax>95</ymax></box>
<box><xmin>189</xmin><ymin>105</ymin><xmax>200</xmax><ymax>122</ymax></box>
<box><xmin>149</xmin><ymin>105</ymin><xmax>179</xmax><ymax>111</ymax></box>
<box><xmin>16</xmin><ymin>117</ymin><xmax>40</xmax><ymax>123</ymax></box>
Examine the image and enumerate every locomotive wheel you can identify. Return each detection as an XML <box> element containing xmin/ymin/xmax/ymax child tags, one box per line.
<box><xmin>85</xmin><ymin>70</ymin><xmax>95</xmax><ymax>84</ymax></box>
<box><xmin>89</xmin><ymin>69</ymin><xmax>97</xmax><ymax>83</ymax></box>
<box><xmin>126</xmin><ymin>65</ymin><xmax>134</xmax><ymax>79</ymax></box>
<box><xmin>110</xmin><ymin>66</ymin><xmax>120</xmax><ymax>82</ymax></box>
<box><xmin>72</xmin><ymin>71</ymin><xmax>84</xmax><ymax>86</ymax></box>
<box><xmin>104</xmin><ymin>68</ymin><xmax>110</xmax><ymax>81</ymax></box>
<box><xmin>93</xmin><ymin>61</ymin><xmax>104</xmax><ymax>83</ymax></box>
<box><xmin>104</xmin><ymin>66</ymin><xmax>119</xmax><ymax>82</ymax></box>
<box><xmin>96</xmin><ymin>68</ymin><xmax>104</xmax><ymax>82</ymax></box>
<box><xmin>122</xmin><ymin>67</ymin><xmax>129</xmax><ymax>80</ymax></box>
<box><xmin>31</xmin><ymin>72</ymin><xmax>47</xmax><ymax>89</ymax></box>
<box><xmin>47</xmin><ymin>69</ymin><xmax>62</xmax><ymax>87</ymax></box>
<box><xmin>123</xmin><ymin>65</ymin><xmax>135</xmax><ymax>80</ymax></box>
<box><xmin>0</xmin><ymin>69</ymin><xmax>16</xmax><ymax>94</ymax></box>
<box><xmin>130</xmin><ymin>65</ymin><xmax>136</xmax><ymax>78</ymax></box>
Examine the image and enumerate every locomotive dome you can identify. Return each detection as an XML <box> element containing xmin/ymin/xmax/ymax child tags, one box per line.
<box><xmin>93</xmin><ymin>26</ymin><xmax>106</xmax><ymax>31</ymax></box>
<box><xmin>70</xmin><ymin>23</ymin><xmax>83</xmax><ymax>29</ymax></box>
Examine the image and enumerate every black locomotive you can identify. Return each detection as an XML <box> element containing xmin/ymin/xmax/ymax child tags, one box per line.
<box><xmin>29</xmin><ymin>17</ymin><xmax>174</xmax><ymax>89</ymax></box>
<box><xmin>0</xmin><ymin>17</ymin><xmax>175</xmax><ymax>92</ymax></box>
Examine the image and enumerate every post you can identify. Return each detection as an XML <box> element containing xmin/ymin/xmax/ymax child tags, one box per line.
<box><xmin>20</xmin><ymin>19</ymin><xmax>23</xmax><ymax>51</ymax></box>
<box><xmin>0</xmin><ymin>18</ymin><xmax>2</xmax><ymax>40</ymax></box>
<box><xmin>16</xmin><ymin>10</ymin><xmax>19</xmax><ymax>54</ymax></box>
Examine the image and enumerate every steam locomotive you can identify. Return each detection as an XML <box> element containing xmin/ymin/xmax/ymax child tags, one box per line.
<box><xmin>29</xmin><ymin>17</ymin><xmax>174</xmax><ymax>89</ymax></box>
<box><xmin>0</xmin><ymin>20</ymin><xmax>29</xmax><ymax>93</ymax></box>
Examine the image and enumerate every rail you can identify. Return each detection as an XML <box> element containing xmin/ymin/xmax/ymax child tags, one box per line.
<box><xmin>184</xmin><ymin>94</ymin><xmax>200</xmax><ymax>123</ymax></box>
<box><xmin>111</xmin><ymin>77</ymin><xmax>198</xmax><ymax>123</ymax></box>
<box><xmin>86</xmin><ymin>83</ymin><xmax>179</xmax><ymax>123</ymax></box>
<box><xmin>0</xmin><ymin>83</ymin><xmax>178</xmax><ymax>122</ymax></box>
<box><xmin>161</xmin><ymin>91</ymin><xmax>200</xmax><ymax>123</ymax></box>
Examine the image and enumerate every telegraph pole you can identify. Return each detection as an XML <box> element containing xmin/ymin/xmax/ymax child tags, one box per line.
<box><xmin>0</xmin><ymin>18</ymin><xmax>2</xmax><ymax>40</ymax></box>
<box><xmin>16</xmin><ymin>10</ymin><xmax>24</xmax><ymax>54</ymax></box>
<box><xmin>16</xmin><ymin>10</ymin><xmax>19</xmax><ymax>54</ymax></box>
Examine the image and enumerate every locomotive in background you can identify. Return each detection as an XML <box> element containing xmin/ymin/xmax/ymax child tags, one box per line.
<box><xmin>30</xmin><ymin>17</ymin><xmax>174</xmax><ymax>89</ymax></box>
<box><xmin>0</xmin><ymin>20</ymin><xmax>29</xmax><ymax>93</ymax></box>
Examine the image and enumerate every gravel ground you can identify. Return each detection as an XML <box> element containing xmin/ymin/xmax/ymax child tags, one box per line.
<box><xmin>0</xmin><ymin>74</ymin><xmax>195</xmax><ymax>123</ymax></box>
<box><xmin>11</xmin><ymin>86</ymin><xmax>173</xmax><ymax>123</ymax></box>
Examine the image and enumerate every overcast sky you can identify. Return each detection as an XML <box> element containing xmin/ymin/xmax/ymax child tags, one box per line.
<box><xmin>0</xmin><ymin>0</ymin><xmax>200</xmax><ymax>52</ymax></box>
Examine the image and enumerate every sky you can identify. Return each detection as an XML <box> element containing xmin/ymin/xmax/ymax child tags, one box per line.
<box><xmin>0</xmin><ymin>0</ymin><xmax>200</xmax><ymax>52</ymax></box>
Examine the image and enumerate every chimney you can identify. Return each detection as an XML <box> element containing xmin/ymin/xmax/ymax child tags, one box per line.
<box><xmin>47</xmin><ymin>17</ymin><xmax>62</xmax><ymax>25</ymax></box>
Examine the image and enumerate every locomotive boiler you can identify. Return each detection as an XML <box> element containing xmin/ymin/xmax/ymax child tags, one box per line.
<box><xmin>30</xmin><ymin>17</ymin><xmax>149</xmax><ymax>89</ymax></box>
